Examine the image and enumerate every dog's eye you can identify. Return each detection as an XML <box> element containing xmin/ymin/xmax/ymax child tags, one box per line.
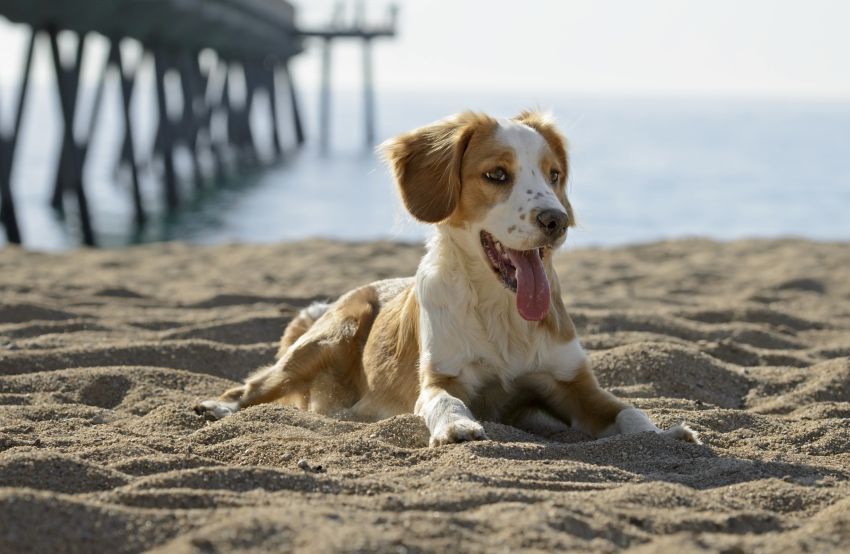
<box><xmin>549</xmin><ymin>170</ymin><xmax>560</xmax><ymax>185</ymax></box>
<box><xmin>484</xmin><ymin>168</ymin><xmax>509</xmax><ymax>183</ymax></box>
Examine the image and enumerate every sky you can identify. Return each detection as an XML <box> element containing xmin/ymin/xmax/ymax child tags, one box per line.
<box><xmin>292</xmin><ymin>0</ymin><xmax>850</xmax><ymax>98</ymax></box>
<box><xmin>0</xmin><ymin>0</ymin><xmax>849</xmax><ymax>99</ymax></box>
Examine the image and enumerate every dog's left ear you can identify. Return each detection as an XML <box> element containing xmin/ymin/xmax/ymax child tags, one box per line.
<box><xmin>381</xmin><ymin>112</ymin><xmax>484</xmax><ymax>223</ymax></box>
<box><xmin>514</xmin><ymin>110</ymin><xmax>575</xmax><ymax>226</ymax></box>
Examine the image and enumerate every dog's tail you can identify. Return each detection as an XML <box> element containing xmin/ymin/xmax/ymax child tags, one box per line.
<box><xmin>276</xmin><ymin>301</ymin><xmax>332</xmax><ymax>359</ymax></box>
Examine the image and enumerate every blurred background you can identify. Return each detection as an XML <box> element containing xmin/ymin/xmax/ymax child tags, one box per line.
<box><xmin>0</xmin><ymin>0</ymin><xmax>848</xmax><ymax>250</ymax></box>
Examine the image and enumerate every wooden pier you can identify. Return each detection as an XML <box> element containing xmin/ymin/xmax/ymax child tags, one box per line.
<box><xmin>0</xmin><ymin>0</ymin><xmax>396</xmax><ymax>247</ymax></box>
<box><xmin>300</xmin><ymin>2</ymin><xmax>397</xmax><ymax>152</ymax></box>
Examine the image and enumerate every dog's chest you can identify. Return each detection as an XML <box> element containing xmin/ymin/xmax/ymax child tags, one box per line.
<box><xmin>477</xmin><ymin>320</ymin><xmax>551</xmax><ymax>371</ymax></box>
<box><xmin>438</xmin><ymin>296</ymin><xmax>557</xmax><ymax>382</ymax></box>
<box><xmin>416</xmin><ymin>240</ymin><xmax>566</xmax><ymax>382</ymax></box>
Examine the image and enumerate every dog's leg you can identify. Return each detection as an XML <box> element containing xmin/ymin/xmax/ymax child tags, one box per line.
<box><xmin>535</xmin><ymin>364</ymin><xmax>701</xmax><ymax>443</ymax></box>
<box><xmin>194</xmin><ymin>335</ymin><xmax>326</xmax><ymax>420</ymax></box>
<box><xmin>415</xmin><ymin>372</ymin><xmax>487</xmax><ymax>447</ymax></box>
<box><xmin>194</xmin><ymin>288</ymin><xmax>375</xmax><ymax>421</ymax></box>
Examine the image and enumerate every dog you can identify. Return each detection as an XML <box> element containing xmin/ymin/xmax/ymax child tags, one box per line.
<box><xmin>195</xmin><ymin>110</ymin><xmax>700</xmax><ymax>447</ymax></box>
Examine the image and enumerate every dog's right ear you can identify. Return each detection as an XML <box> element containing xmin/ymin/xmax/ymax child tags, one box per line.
<box><xmin>380</xmin><ymin>112</ymin><xmax>482</xmax><ymax>223</ymax></box>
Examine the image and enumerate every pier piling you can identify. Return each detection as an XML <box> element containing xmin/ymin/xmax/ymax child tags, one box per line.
<box><xmin>284</xmin><ymin>64</ymin><xmax>305</xmax><ymax>146</ymax></box>
<box><xmin>362</xmin><ymin>37</ymin><xmax>375</xmax><ymax>146</ymax></box>
<box><xmin>153</xmin><ymin>47</ymin><xmax>179</xmax><ymax>212</ymax></box>
<box><xmin>319</xmin><ymin>38</ymin><xmax>332</xmax><ymax>153</ymax></box>
<box><xmin>48</xmin><ymin>28</ymin><xmax>97</xmax><ymax>245</ymax></box>
<box><xmin>0</xmin><ymin>29</ymin><xmax>34</xmax><ymax>245</ymax></box>
<box><xmin>302</xmin><ymin>3</ymin><xmax>396</xmax><ymax>152</ymax></box>
<box><xmin>112</xmin><ymin>41</ymin><xmax>146</xmax><ymax>226</ymax></box>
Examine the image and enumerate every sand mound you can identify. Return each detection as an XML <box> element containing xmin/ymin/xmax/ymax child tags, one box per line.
<box><xmin>1</xmin><ymin>238</ymin><xmax>849</xmax><ymax>552</ymax></box>
<box><xmin>591</xmin><ymin>342</ymin><xmax>751</xmax><ymax>408</ymax></box>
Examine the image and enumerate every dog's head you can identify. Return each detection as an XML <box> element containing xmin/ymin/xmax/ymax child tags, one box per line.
<box><xmin>382</xmin><ymin>110</ymin><xmax>574</xmax><ymax>321</ymax></box>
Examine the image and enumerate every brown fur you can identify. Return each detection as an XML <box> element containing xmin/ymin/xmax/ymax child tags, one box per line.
<box><xmin>446</xmin><ymin>114</ymin><xmax>515</xmax><ymax>226</ymax></box>
<box><xmin>541</xmin><ymin>257</ymin><xmax>576</xmax><ymax>342</ymax></box>
<box><xmin>382</xmin><ymin>112</ymin><xmax>493</xmax><ymax>223</ymax></box>
<box><xmin>277</xmin><ymin>306</ymin><xmax>321</xmax><ymax>358</ymax></box>
<box><xmin>355</xmin><ymin>283</ymin><xmax>421</xmax><ymax>419</ymax></box>
<box><xmin>221</xmin><ymin>285</ymin><xmax>378</xmax><ymax>415</ymax></box>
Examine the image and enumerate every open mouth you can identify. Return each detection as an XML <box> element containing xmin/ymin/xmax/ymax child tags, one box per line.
<box><xmin>480</xmin><ymin>230</ymin><xmax>551</xmax><ymax>321</ymax></box>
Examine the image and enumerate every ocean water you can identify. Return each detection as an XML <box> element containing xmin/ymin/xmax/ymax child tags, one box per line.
<box><xmin>2</xmin><ymin>85</ymin><xmax>849</xmax><ymax>250</ymax></box>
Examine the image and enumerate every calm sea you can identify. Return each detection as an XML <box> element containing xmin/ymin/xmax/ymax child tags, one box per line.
<box><xmin>3</xmin><ymin>86</ymin><xmax>849</xmax><ymax>250</ymax></box>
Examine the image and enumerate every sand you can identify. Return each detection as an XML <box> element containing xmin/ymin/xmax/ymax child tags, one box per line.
<box><xmin>1</xmin><ymin>238</ymin><xmax>849</xmax><ymax>553</ymax></box>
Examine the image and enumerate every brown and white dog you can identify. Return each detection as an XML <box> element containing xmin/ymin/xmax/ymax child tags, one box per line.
<box><xmin>195</xmin><ymin>111</ymin><xmax>700</xmax><ymax>447</ymax></box>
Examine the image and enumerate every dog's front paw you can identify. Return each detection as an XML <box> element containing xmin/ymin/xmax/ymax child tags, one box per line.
<box><xmin>193</xmin><ymin>400</ymin><xmax>238</xmax><ymax>421</ymax></box>
<box><xmin>430</xmin><ymin>418</ymin><xmax>488</xmax><ymax>447</ymax></box>
<box><xmin>661</xmin><ymin>423</ymin><xmax>702</xmax><ymax>445</ymax></box>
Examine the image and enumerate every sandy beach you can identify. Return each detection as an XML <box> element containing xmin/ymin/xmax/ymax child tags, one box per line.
<box><xmin>1</xmin><ymin>238</ymin><xmax>849</xmax><ymax>553</ymax></box>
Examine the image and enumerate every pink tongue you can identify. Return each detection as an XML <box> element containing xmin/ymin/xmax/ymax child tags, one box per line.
<box><xmin>507</xmin><ymin>249</ymin><xmax>550</xmax><ymax>321</ymax></box>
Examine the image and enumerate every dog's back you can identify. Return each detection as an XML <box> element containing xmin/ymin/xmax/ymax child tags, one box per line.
<box><xmin>276</xmin><ymin>302</ymin><xmax>332</xmax><ymax>358</ymax></box>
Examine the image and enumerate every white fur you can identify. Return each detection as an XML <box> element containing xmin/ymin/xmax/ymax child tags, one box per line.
<box><xmin>416</xmin><ymin>230</ymin><xmax>574</xmax><ymax>390</ymax></box>
<box><xmin>416</xmin><ymin>390</ymin><xmax>486</xmax><ymax>447</ymax></box>
<box><xmin>607</xmin><ymin>408</ymin><xmax>702</xmax><ymax>444</ymax></box>
<box><xmin>196</xmin><ymin>400</ymin><xmax>239</xmax><ymax>420</ymax></box>
<box><xmin>303</xmin><ymin>302</ymin><xmax>331</xmax><ymax>321</ymax></box>
<box><xmin>479</xmin><ymin>119</ymin><xmax>568</xmax><ymax>251</ymax></box>
<box><xmin>549</xmin><ymin>337</ymin><xmax>587</xmax><ymax>381</ymax></box>
<box><xmin>662</xmin><ymin>423</ymin><xmax>702</xmax><ymax>444</ymax></box>
<box><xmin>614</xmin><ymin>407</ymin><xmax>660</xmax><ymax>434</ymax></box>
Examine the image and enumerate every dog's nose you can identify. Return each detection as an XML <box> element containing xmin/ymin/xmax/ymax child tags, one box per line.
<box><xmin>536</xmin><ymin>209</ymin><xmax>568</xmax><ymax>237</ymax></box>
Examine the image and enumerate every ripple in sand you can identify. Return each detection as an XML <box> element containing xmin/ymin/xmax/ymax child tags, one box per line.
<box><xmin>0</xmin><ymin>489</ymin><xmax>185</xmax><ymax>553</ymax></box>
<box><xmin>108</xmin><ymin>454</ymin><xmax>223</xmax><ymax>477</ymax></box>
<box><xmin>0</xmin><ymin>342</ymin><xmax>272</xmax><ymax>380</ymax></box>
<box><xmin>160</xmin><ymin>316</ymin><xmax>288</xmax><ymax>345</ymax></box>
<box><xmin>131</xmin><ymin>466</ymin><xmax>342</xmax><ymax>494</ymax></box>
<box><xmin>679</xmin><ymin>306</ymin><xmax>823</xmax><ymax>331</ymax></box>
<box><xmin>0</xmin><ymin>451</ymin><xmax>129</xmax><ymax>493</ymax></box>
<box><xmin>748</xmin><ymin>358</ymin><xmax>850</xmax><ymax>414</ymax></box>
<box><xmin>0</xmin><ymin>303</ymin><xmax>82</xmax><ymax>324</ymax></box>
